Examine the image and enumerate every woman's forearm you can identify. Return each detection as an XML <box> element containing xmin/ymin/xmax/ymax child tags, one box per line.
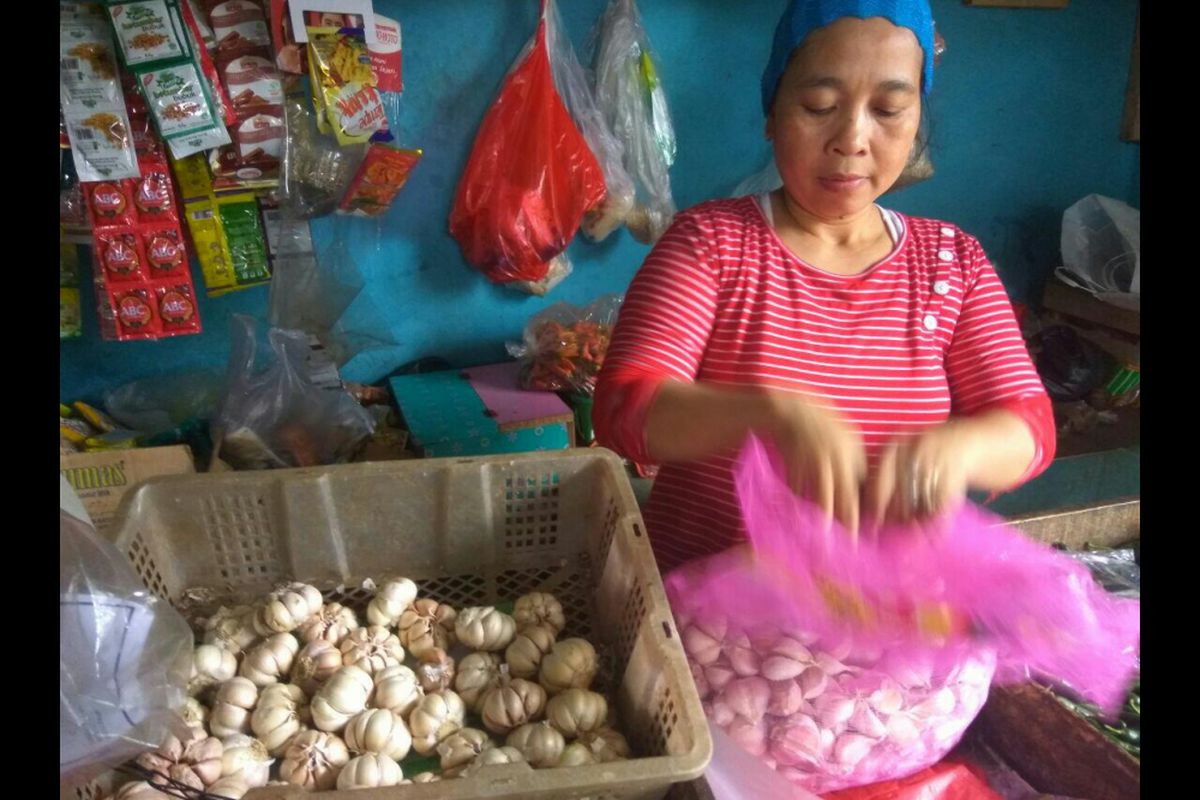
<box><xmin>955</xmin><ymin>408</ymin><xmax>1040</xmax><ymax>491</ymax></box>
<box><xmin>644</xmin><ymin>381</ymin><xmax>778</xmax><ymax>463</ymax></box>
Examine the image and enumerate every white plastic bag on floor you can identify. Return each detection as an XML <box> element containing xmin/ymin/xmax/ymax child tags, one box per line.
<box><xmin>1057</xmin><ymin>194</ymin><xmax>1140</xmax><ymax>310</ymax></box>
<box><xmin>706</xmin><ymin>723</ymin><xmax>820</xmax><ymax>800</ymax></box>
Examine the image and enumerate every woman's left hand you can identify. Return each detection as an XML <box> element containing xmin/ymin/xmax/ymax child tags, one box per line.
<box><xmin>864</xmin><ymin>422</ymin><xmax>977</xmax><ymax>526</ymax></box>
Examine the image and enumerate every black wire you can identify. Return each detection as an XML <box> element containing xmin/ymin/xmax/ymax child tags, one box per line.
<box><xmin>114</xmin><ymin>763</ymin><xmax>239</xmax><ymax>800</ymax></box>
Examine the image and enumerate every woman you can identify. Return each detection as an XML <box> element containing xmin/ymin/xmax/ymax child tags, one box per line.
<box><xmin>594</xmin><ymin>0</ymin><xmax>1055</xmax><ymax>572</ymax></box>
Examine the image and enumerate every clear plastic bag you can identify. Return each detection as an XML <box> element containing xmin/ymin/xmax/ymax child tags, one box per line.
<box><xmin>449</xmin><ymin>0</ymin><xmax>606</xmax><ymax>288</ymax></box>
<box><xmin>590</xmin><ymin>0</ymin><xmax>678</xmax><ymax>244</ymax></box>
<box><xmin>278</xmin><ymin>92</ymin><xmax>368</xmax><ymax>220</ymax></box>
<box><xmin>666</xmin><ymin>435</ymin><xmax>1141</xmax><ymax>794</ymax></box>
<box><xmin>60</xmin><ymin>478</ymin><xmax>193</xmax><ymax>786</ymax></box>
<box><xmin>507</xmin><ymin>293</ymin><xmax>621</xmax><ymax>394</ymax></box>
<box><xmin>103</xmin><ymin>370</ymin><xmax>225</xmax><ymax>436</ymax></box>
<box><xmin>1069</xmin><ymin>548</ymin><xmax>1140</xmax><ymax>599</ymax></box>
<box><xmin>214</xmin><ymin>315</ymin><xmax>375</xmax><ymax>469</ymax></box>
<box><xmin>544</xmin><ymin>0</ymin><xmax>636</xmax><ymax>243</ymax></box>
<box><xmin>1056</xmin><ymin>194</ymin><xmax>1140</xmax><ymax>309</ymax></box>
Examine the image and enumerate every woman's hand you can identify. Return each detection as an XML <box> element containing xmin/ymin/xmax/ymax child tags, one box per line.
<box><xmin>865</xmin><ymin>422</ymin><xmax>974</xmax><ymax>526</ymax></box>
<box><xmin>763</xmin><ymin>393</ymin><xmax>867</xmax><ymax>535</ymax></box>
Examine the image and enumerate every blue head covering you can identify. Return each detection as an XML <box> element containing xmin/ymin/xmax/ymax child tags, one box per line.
<box><xmin>761</xmin><ymin>0</ymin><xmax>935</xmax><ymax>115</ymax></box>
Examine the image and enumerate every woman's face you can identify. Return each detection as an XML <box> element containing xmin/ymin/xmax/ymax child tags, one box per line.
<box><xmin>767</xmin><ymin>17</ymin><xmax>923</xmax><ymax>221</ymax></box>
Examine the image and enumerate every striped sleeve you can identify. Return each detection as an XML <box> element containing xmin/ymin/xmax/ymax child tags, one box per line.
<box><xmin>594</xmin><ymin>211</ymin><xmax>720</xmax><ymax>464</ymax></box>
<box><xmin>945</xmin><ymin>238</ymin><xmax>1056</xmax><ymax>484</ymax></box>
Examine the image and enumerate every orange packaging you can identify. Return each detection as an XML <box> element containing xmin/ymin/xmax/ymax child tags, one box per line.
<box><xmin>337</xmin><ymin>145</ymin><xmax>421</xmax><ymax>218</ymax></box>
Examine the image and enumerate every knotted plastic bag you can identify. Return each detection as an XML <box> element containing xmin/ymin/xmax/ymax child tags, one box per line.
<box><xmin>450</xmin><ymin>0</ymin><xmax>607</xmax><ymax>286</ymax></box>
<box><xmin>507</xmin><ymin>294</ymin><xmax>622</xmax><ymax>395</ymax></box>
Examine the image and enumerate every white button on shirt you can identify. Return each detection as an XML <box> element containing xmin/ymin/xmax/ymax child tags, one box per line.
<box><xmin>937</xmin><ymin>249</ymin><xmax>954</xmax><ymax>262</ymax></box>
<box><xmin>923</xmin><ymin>315</ymin><xmax>938</xmax><ymax>331</ymax></box>
<box><xmin>933</xmin><ymin>280</ymin><xmax>950</xmax><ymax>296</ymax></box>
<box><xmin>940</xmin><ymin>227</ymin><xmax>955</xmax><ymax>237</ymax></box>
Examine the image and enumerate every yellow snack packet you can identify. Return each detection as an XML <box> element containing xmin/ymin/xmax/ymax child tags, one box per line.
<box><xmin>307</xmin><ymin>27</ymin><xmax>386</xmax><ymax>146</ymax></box>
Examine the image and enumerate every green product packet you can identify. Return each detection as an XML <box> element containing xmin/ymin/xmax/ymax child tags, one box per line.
<box><xmin>106</xmin><ymin>1</ymin><xmax>191</xmax><ymax>70</ymax></box>
<box><xmin>217</xmin><ymin>200</ymin><xmax>271</xmax><ymax>285</ymax></box>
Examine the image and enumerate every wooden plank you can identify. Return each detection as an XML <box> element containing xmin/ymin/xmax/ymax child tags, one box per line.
<box><xmin>1005</xmin><ymin>498</ymin><xmax>1140</xmax><ymax>549</ymax></box>
<box><xmin>1122</xmin><ymin>7</ymin><xmax>1140</xmax><ymax>142</ymax></box>
<box><xmin>1042</xmin><ymin>280</ymin><xmax>1140</xmax><ymax>336</ymax></box>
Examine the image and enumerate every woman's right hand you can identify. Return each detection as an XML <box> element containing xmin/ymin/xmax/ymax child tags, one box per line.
<box><xmin>760</xmin><ymin>392</ymin><xmax>867</xmax><ymax>536</ymax></box>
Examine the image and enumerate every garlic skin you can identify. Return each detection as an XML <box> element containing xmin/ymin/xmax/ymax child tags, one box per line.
<box><xmin>513</xmin><ymin>592</ymin><xmax>566</xmax><ymax>635</ymax></box>
<box><xmin>507</xmin><ymin>721</ymin><xmax>566</xmax><ymax>768</ymax></box>
<box><xmin>278</xmin><ymin>730</ymin><xmax>350</xmax><ymax>790</ymax></box>
<box><xmin>721</xmin><ymin>677</ymin><xmax>770</xmax><ymax>724</ymax></box>
<box><xmin>291</xmin><ymin>639</ymin><xmax>343</xmax><ymax>696</ymax></box>
<box><xmin>344</xmin><ymin>708</ymin><xmax>413</xmax><ymax>761</ymax></box>
<box><xmin>408</xmin><ymin>690</ymin><xmax>467</xmax><ymax>755</ymax></box>
<box><xmin>399</xmin><ymin>599</ymin><xmax>458</xmax><ymax>657</ymax></box>
<box><xmin>481</xmin><ymin>678</ymin><xmax>548</xmax><ymax>735</ymax></box>
<box><xmin>239</xmin><ymin>633</ymin><xmax>300</xmax><ymax>687</ymax></box>
<box><xmin>769</xmin><ymin>717</ymin><xmax>822</xmax><ymax>768</ymax></box>
<box><xmin>416</xmin><ymin>647</ymin><xmax>457</xmax><ymax>693</ymax></box>
<box><xmin>682</xmin><ymin>620</ymin><xmax>725</xmax><ymax>666</ymax></box>
<box><xmin>455</xmin><ymin>652</ymin><xmax>504</xmax><ymax>712</ymax></box>
<box><xmin>204</xmin><ymin>777</ymin><xmax>250</xmax><ymax>799</ymax></box>
<box><xmin>178</xmin><ymin>697</ymin><xmax>210</xmax><ymax>732</ymax></box>
<box><xmin>456</xmin><ymin>606</ymin><xmax>518</xmax><ymax>652</ymax></box>
<box><xmin>298</xmin><ymin>602</ymin><xmax>360</xmax><ymax>646</ymax></box>
<box><xmin>834</xmin><ymin>733</ymin><xmax>874</xmax><ymax>768</ymax></box>
<box><xmin>506</xmin><ymin>624</ymin><xmax>557</xmax><ymax>680</ymax></box>
<box><xmin>557</xmin><ymin>741</ymin><xmax>599</xmax><ymax>767</ymax></box>
<box><xmin>545</xmin><ymin>689</ymin><xmax>608</xmax><ymax>738</ymax></box>
<box><xmin>219</xmin><ymin>734</ymin><xmax>272</xmax><ymax>788</ymax></box>
<box><xmin>209</xmin><ymin>678</ymin><xmax>259</xmax><ymax>737</ymax></box>
<box><xmin>189</xmin><ymin>644</ymin><xmax>238</xmax><ymax>699</ymax></box>
<box><xmin>136</xmin><ymin>730</ymin><xmax>224</xmax><ymax>790</ymax></box>
<box><xmin>704</xmin><ymin>661</ymin><xmax>737</xmax><ymax>694</ymax></box>
<box><xmin>726</xmin><ymin>716</ymin><xmax>768</xmax><ymax>758</ymax></box>
<box><xmin>337</xmin><ymin>753</ymin><xmax>404</xmax><ymax>789</ymax></box>
<box><xmin>767</xmin><ymin>680</ymin><xmax>806</xmax><ymax>718</ymax></box>
<box><xmin>410</xmin><ymin>771</ymin><xmax>440</xmax><ymax>783</ymax></box>
<box><xmin>437</xmin><ymin>727</ymin><xmax>494</xmax><ymax>776</ymax></box>
<box><xmin>367</xmin><ymin>577</ymin><xmax>418</xmax><ymax>627</ymax></box>
<box><xmin>539</xmin><ymin>638</ymin><xmax>598</xmax><ymax>694</ymax></box>
<box><xmin>577</xmin><ymin>726</ymin><xmax>631</xmax><ymax>763</ymax></box>
<box><xmin>339</xmin><ymin>625</ymin><xmax>405</xmax><ymax>676</ymax></box>
<box><xmin>725</xmin><ymin>634</ymin><xmax>761</xmax><ymax>678</ymax></box>
<box><xmin>312</xmin><ymin>664</ymin><xmax>374</xmax><ymax>732</ymax></box>
<box><xmin>253</xmin><ymin>582</ymin><xmax>324</xmax><ymax>636</ymax></box>
<box><xmin>251</xmin><ymin>683</ymin><xmax>309</xmax><ymax>756</ymax></box>
<box><xmin>113</xmin><ymin>781</ymin><xmax>174</xmax><ymax>799</ymax></box>
<box><xmin>202</xmin><ymin>605</ymin><xmax>260</xmax><ymax>655</ymax></box>
<box><xmin>463</xmin><ymin>745</ymin><xmax>526</xmax><ymax>775</ymax></box>
<box><xmin>371</xmin><ymin>664</ymin><xmax>424</xmax><ymax>717</ymax></box>
<box><xmin>799</xmin><ymin>666</ymin><xmax>829</xmax><ymax>700</ymax></box>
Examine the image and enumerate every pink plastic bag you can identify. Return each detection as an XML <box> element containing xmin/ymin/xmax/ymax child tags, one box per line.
<box><xmin>666</xmin><ymin>435</ymin><xmax>1140</xmax><ymax>795</ymax></box>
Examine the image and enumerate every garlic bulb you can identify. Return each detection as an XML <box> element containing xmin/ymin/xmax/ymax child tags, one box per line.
<box><xmin>799</xmin><ymin>665</ymin><xmax>828</xmax><ymax>700</ymax></box>
<box><xmin>337</xmin><ymin>753</ymin><xmax>404</xmax><ymax>789</ymax></box>
<box><xmin>725</xmin><ymin>634</ymin><xmax>761</xmax><ymax>677</ymax></box>
<box><xmin>219</xmin><ymin>734</ymin><xmax>272</xmax><ymax>788</ymax></box>
<box><xmin>726</xmin><ymin>716</ymin><xmax>768</xmax><ymax>758</ymax></box>
<box><xmin>834</xmin><ymin>732</ymin><xmax>874</xmax><ymax>768</ymax></box>
<box><xmin>189</xmin><ymin>644</ymin><xmax>238</xmax><ymax>699</ymax></box>
<box><xmin>762</xmin><ymin>640</ymin><xmax>812</xmax><ymax>681</ymax></box>
<box><xmin>312</xmin><ymin>664</ymin><xmax>374</xmax><ymax>732</ymax></box>
<box><xmin>769</xmin><ymin>717</ymin><xmax>822</xmax><ymax>768</ymax></box>
<box><xmin>254</xmin><ymin>582</ymin><xmax>324</xmax><ymax>635</ymax></box>
<box><xmin>539</xmin><ymin>638</ymin><xmax>598</xmax><ymax>694</ymax></box>
<box><xmin>344</xmin><ymin>708</ymin><xmax>412</xmax><ymax>761</ymax></box>
<box><xmin>209</xmin><ymin>678</ymin><xmax>259</xmax><ymax>737</ymax></box>
<box><xmin>513</xmin><ymin>592</ymin><xmax>566</xmax><ymax>635</ymax></box>
<box><xmin>178</xmin><ymin>697</ymin><xmax>209</xmax><ymax>732</ymax></box>
<box><xmin>299</xmin><ymin>602</ymin><xmax>359</xmax><ymax>646</ymax></box>
<box><xmin>682</xmin><ymin>621</ymin><xmax>725</xmax><ymax>666</ymax></box>
<box><xmin>456</xmin><ymin>606</ymin><xmax>518</xmax><ymax>652</ymax></box>
<box><xmin>371</xmin><ymin>664</ymin><xmax>424</xmax><ymax>717</ymax></box>
<box><xmin>136</xmin><ymin>730</ymin><xmax>224</xmax><ymax>790</ymax></box>
<box><xmin>399</xmin><ymin>598</ymin><xmax>458</xmax><ymax>657</ymax></box>
<box><xmin>455</xmin><ymin>652</ymin><xmax>504</xmax><ymax>712</ymax></box>
<box><xmin>239</xmin><ymin>633</ymin><xmax>300</xmax><ymax>687</ymax></box>
<box><xmin>463</xmin><ymin>745</ymin><xmax>525</xmax><ymax>775</ymax></box>
<box><xmin>505</xmin><ymin>624</ymin><xmax>557</xmax><ymax>680</ymax></box>
<box><xmin>767</xmin><ymin>680</ymin><xmax>805</xmax><ymax>718</ymax></box>
<box><xmin>545</xmin><ymin>689</ymin><xmax>608</xmax><ymax>738</ymax></box>
<box><xmin>481</xmin><ymin>678</ymin><xmax>547</xmax><ymax>734</ymax></box>
<box><xmin>339</xmin><ymin>625</ymin><xmax>405</xmax><ymax>676</ymax></box>
<box><xmin>408</xmin><ymin>690</ymin><xmax>467</xmax><ymax>755</ymax></box>
<box><xmin>416</xmin><ymin>647</ymin><xmax>457</xmax><ymax>692</ymax></box>
<box><xmin>251</xmin><ymin>683</ymin><xmax>309</xmax><ymax>756</ymax></box>
<box><xmin>292</xmin><ymin>639</ymin><xmax>344</xmax><ymax>696</ymax></box>
<box><xmin>437</xmin><ymin>727</ymin><xmax>494</xmax><ymax>776</ymax></box>
<box><xmin>366</xmin><ymin>577</ymin><xmax>418</xmax><ymax>627</ymax></box>
<box><xmin>202</xmin><ymin>605</ymin><xmax>260</xmax><ymax>655</ymax></box>
<box><xmin>577</xmin><ymin>726</ymin><xmax>631</xmax><ymax>763</ymax></box>
<box><xmin>507</xmin><ymin>721</ymin><xmax>565</xmax><ymax>768</ymax></box>
<box><xmin>204</xmin><ymin>777</ymin><xmax>249</xmax><ymax>799</ymax></box>
<box><xmin>112</xmin><ymin>782</ymin><xmax>174</xmax><ymax>799</ymax></box>
<box><xmin>704</xmin><ymin>661</ymin><xmax>737</xmax><ymax>694</ymax></box>
<box><xmin>721</xmin><ymin>677</ymin><xmax>770</xmax><ymax>723</ymax></box>
<box><xmin>278</xmin><ymin>730</ymin><xmax>350</xmax><ymax>790</ymax></box>
<box><xmin>557</xmin><ymin>741</ymin><xmax>599</xmax><ymax>767</ymax></box>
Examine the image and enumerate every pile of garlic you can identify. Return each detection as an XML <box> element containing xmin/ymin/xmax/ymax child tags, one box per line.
<box><xmin>103</xmin><ymin>581</ymin><xmax>631</xmax><ymax>798</ymax></box>
<box><xmin>679</xmin><ymin>613</ymin><xmax>996</xmax><ymax>795</ymax></box>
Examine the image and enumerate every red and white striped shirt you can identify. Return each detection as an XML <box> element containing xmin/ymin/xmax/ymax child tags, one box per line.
<box><xmin>594</xmin><ymin>195</ymin><xmax>1055</xmax><ymax>572</ymax></box>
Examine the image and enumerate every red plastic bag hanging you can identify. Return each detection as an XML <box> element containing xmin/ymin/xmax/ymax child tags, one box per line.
<box><xmin>449</xmin><ymin>0</ymin><xmax>607</xmax><ymax>286</ymax></box>
<box><xmin>822</xmin><ymin>759</ymin><xmax>1002</xmax><ymax>800</ymax></box>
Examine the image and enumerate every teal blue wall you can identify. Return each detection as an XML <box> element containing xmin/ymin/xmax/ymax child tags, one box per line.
<box><xmin>61</xmin><ymin>0</ymin><xmax>1140</xmax><ymax>403</ymax></box>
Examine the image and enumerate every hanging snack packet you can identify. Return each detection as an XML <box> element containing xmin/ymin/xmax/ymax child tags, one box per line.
<box><xmin>337</xmin><ymin>145</ymin><xmax>422</xmax><ymax>218</ymax></box>
<box><xmin>106</xmin><ymin>0</ymin><xmax>192</xmax><ymax>69</ymax></box>
<box><xmin>308</xmin><ymin>27</ymin><xmax>387</xmax><ymax>146</ymax></box>
<box><xmin>59</xmin><ymin>2</ymin><xmax>140</xmax><ymax>181</ymax></box>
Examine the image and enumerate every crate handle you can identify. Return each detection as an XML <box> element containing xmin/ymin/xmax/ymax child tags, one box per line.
<box><xmin>662</xmin><ymin>620</ymin><xmax>674</xmax><ymax>639</ymax></box>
